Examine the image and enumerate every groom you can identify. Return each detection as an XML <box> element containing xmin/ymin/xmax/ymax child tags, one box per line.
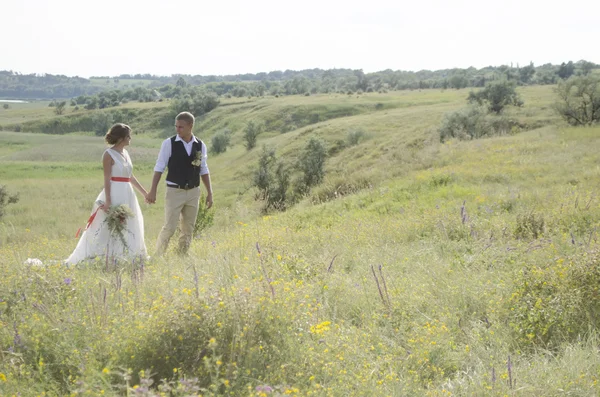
<box><xmin>146</xmin><ymin>111</ymin><xmax>213</xmax><ymax>255</ymax></box>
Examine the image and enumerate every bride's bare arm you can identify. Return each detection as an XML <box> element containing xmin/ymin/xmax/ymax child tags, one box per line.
<box><xmin>130</xmin><ymin>174</ymin><xmax>148</xmax><ymax>197</ymax></box>
<box><xmin>101</xmin><ymin>151</ymin><xmax>113</xmax><ymax>211</ymax></box>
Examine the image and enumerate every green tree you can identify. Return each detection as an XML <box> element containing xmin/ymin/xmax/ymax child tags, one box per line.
<box><xmin>254</xmin><ymin>146</ymin><xmax>289</xmax><ymax>211</ymax></box>
<box><xmin>176</xmin><ymin>77</ymin><xmax>188</xmax><ymax>88</ymax></box>
<box><xmin>243</xmin><ymin>121</ymin><xmax>261</xmax><ymax>151</ymax></box>
<box><xmin>519</xmin><ymin>62</ymin><xmax>536</xmax><ymax>85</ymax></box>
<box><xmin>439</xmin><ymin>106</ymin><xmax>488</xmax><ymax>142</ymax></box>
<box><xmin>210</xmin><ymin>129</ymin><xmax>231</xmax><ymax>154</ymax></box>
<box><xmin>54</xmin><ymin>101</ymin><xmax>67</xmax><ymax>115</ymax></box>
<box><xmin>299</xmin><ymin>138</ymin><xmax>327</xmax><ymax>189</ymax></box>
<box><xmin>554</xmin><ymin>75</ymin><xmax>600</xmax><ymax>125</ymax></box>
<box><xmin>85</xmin><ymin>97</ymin><xmax>98</xmax><ymax>110</ymax></box>
<box><xmin>92</xmin><ymin>112</ymin><xmax>114</xmax><ymax>136</ymax></box>
<box><xmin>449</xmin><ymin>74</ymin><xmax>468</xmax><ymax>89</ymax></box>
<box><xmin>578</xmin><ymin>60</ymin><xmax>595</xmax><ymax>76</ymax></box>
<box><xmin>354</xmin><ymin>69</ymin><xmax>368</xmax><ymax>92</ymax></box>
<box><xmin>467</xmin><ymin>80</ymin><xmax>523</xmax><ymax>114</ymax></box>
<box><xmin>168</xmin><ymin>91</ymin><xmax>219</xmax><ymax>122</ymax></box>
<box><xmin>558</xmin><ymin>61</ymin><xmax>575</xmax><ymax>79</ymax></box>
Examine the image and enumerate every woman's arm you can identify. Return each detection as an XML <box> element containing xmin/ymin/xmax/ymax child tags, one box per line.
<box><xmin>101</xmin><ymin>151</ymin><xmax>113</xmax><ymax>211</ymax></box>
<box><xmin>130</xmin><ymin>174</ymin><xmax>148</xmax><ymax>198</ymax></box>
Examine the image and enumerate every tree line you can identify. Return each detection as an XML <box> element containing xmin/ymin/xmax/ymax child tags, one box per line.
<box><xmin>1</xmin><ymin>60</ymin><xmax>598</xmax><ymax>100</ymax></box>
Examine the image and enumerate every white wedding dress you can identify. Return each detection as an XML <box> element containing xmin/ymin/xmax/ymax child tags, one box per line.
<box><xmin>66</xmin><ymin>148</ymin><xmax>147</xmax><ymax>265</ymax></box>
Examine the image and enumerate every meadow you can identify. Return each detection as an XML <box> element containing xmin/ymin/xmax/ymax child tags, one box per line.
<box><xmin>1</xmin><ymin>86</ymin><xmax>600</xmax><ymax>396</ymax></box>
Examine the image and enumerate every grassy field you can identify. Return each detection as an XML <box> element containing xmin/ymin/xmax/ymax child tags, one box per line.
<box><xmin>88</xmin><ymin>78</ymin><xmax>157</xmax><ymax>89</ymax></box>
<box><xmin>1</xmin><ymin>86</ymin><xmax>600</xmax><ymax>396</ymax></box>
<box><xmin>0</xmin><ymin>101</ymin><xmax>56</xmax><ymax>124</ymax></box>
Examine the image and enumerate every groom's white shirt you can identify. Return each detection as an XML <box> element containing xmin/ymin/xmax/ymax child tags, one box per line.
<box><xmin>154</xmin><ymin>135</ymin><xmax>209</xmax><ymax>187</ymax></box>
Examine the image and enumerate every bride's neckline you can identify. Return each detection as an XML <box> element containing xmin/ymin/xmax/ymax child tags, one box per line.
<box><xmin>110</xmin><ymin>147</ymin><xmax>128</xmax><ymax>162</ymax></box>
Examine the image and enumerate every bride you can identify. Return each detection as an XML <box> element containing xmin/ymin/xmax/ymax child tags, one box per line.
<box><xmin>66</xmin><ymin>123</ymin><xmax>148</xmax><ymax>264</ymax></box>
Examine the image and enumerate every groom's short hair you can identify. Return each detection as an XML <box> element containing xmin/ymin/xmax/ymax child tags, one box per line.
<box><xmin>176</xmin><ymin>112</ymin><xmax>195</xmax><ymax>125</ymax></box>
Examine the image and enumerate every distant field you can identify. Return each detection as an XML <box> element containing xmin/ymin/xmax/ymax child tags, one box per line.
<box><xmin>89</xmin><ymin>78</ymin><xmax>158</xmax><ymax>88</ymax></box>
<box><xmin>0</xmin><ymin>100</ymin><xmax>55</xmax><ymax>124</ymax></box>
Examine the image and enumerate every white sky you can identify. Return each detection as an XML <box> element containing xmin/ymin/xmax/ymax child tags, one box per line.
<box><xmin>2</xmin><ymin>0</ymin><xmax>599</xmax><ymax>77</ymax></box>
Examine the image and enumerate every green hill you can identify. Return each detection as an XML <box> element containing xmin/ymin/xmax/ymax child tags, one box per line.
<box><xmin>1</xmin><ymin>86</ymin><xmax>600</xmax><ymax>395</ymax></box>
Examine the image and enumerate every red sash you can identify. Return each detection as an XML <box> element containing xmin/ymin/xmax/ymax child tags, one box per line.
<box><xmin>75</xmin><ymin>207</ymin><xmax>101</xmax><ymax>238</ymax></box>
<box><xmin>75</xmin><ymin>177</ymin><xmax>130</xmax><ymax>238</ymax></box>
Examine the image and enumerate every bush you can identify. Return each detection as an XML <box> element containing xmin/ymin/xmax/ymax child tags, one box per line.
<box><xmin>210</xmin><ymin>129</ymin><xmax>231</xmax><ymax>154</ymax></box>
<box><xmin>243</xmin><ymin>121</ymin><xmax>261</xmax><ymax>151</ymax></box>
<box><xmin>254</xmin><ymin>146</ymin><xmax>290</xmax><ymax>211</ymax></box>
<box><xmin>439</xmin><ymin>106</ymin><xmax>487</xmax><ymax>142</ymax></box>
<box><xmin>91</xmin><ymin>112</ymin><xmax>114</xmax><ymax>136</ymax></box>
<box><xmin>346</xmin><ymin>129</ymin><xmax>365</xmax><ymax>146</ymax></box>
<box><xmin>309</xmin><ymin>175</ymin><xmax>372</xmax><ymax>203</ymax></box>
<box><xmin>168</xmin><ymin>91</ymin><xmax>220</xmax><ymax>123</ymax></box>
<box><xmin>54</xmin><ymin>101</ymin><xmax>66</xmax><ymax>115</ymax></box>
<box><xmin>508</xmin><ymin>249</ymin><xmax>600</xmax><ymax>349</ymax></box>
<box><xmin>439</xmin><ymin>106</ymin><xmax>520</xmax><ymax>142</ymax></box>
<box><xmin>298</xmin><ymin>137</ymin><xmax>327</xmax><ymax>190</ymax></box>
<box><xmin>514</xmin><ymin>212</ymin><xmax>545</xmax><ymax>240</ymax></box>
<box><xmin>554</xmin><ymin>75</ymin><xmax>600</xmax><ymax>125</ymax></box>
<box><xmin>468</xmin><ymin>79</ymin><xmax>523</xmax><ymax>114</ymax></box>
<box><xmin>0</xmin><ymin>185</ymin><xmax>19</xmax><ymax>220</ymax></box>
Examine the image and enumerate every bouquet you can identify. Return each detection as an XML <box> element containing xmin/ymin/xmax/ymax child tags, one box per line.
<box><xmin>103</xmin><ymin>202</ymin><xmax>134</xmax><ymax>248</ymax></box>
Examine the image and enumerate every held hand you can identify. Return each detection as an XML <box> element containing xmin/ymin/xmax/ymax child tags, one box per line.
<box><xmin>145</xmin><ymin>191</ymin><xmax>156</xmax><ymax>204</ymax></box>
<box><xmin>205</xmin><ymin>192</ymin><xmax>213</xmax><ymax>209</ymax></box>
<box><xmin>101</xmin><ymin>201</ymin><xmax>112</xmax><ymax>212</ymax></box>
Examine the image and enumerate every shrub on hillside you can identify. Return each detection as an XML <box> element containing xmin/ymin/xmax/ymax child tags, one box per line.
<box><xmin>54</xmin><ymin>101</ymin><xmax>66</xmax><ymax>115</ymax></box>
<box><xmin>439</xmin><ymin>106</ymin><xmax>520</xmax><ymax>142</ymax></box>
<box><xmin>346</xmin><ymin>129</ymin><xmax>365</xmax><ymax>146</ymax></box>
<box><xmin>243</xmin><ymin>121</ymin><xmax>261</xmax><ymax>151</ymax></box>
<box><xmin>168</xmin><ymin>91</ymin><xmax>220</xmax><ymax>123</ymax></box>
<box><xmin>0</xmin><ymin>185</ymin><xmax>19</xmax><ymax>220</ymax></box>
<box><xmin>554</xmin><ymin>75</ymin><xmax>600</xmax><ymax>125</ymax></box>
<box><xmin>309</xmin><ymin>175</ymin><xmax>372</xmax><ymax>203</ymax></box>
<box><xmin>210</xmin><ymin>128</ymin><xmax>231</xmax><ymax>154</ymax></box>
<box><xmin>254</xmin><ymin>146</ymin><xmax>290</xmax><ymax>211</ymax></box>
<box><xmin>514</xmin><ymin>212</ymin><xmax>545</xmax><ymax>240</ymax></box>
<box><xmin>468</xmin><ymin>79</ymin><xmax>523</xmax><ymax>114</ymax></box>
<box><xmin>92</xmin><ymin>112</ymin><xmax>114</xmax><ymax>136</ymax></box>
<box><xmin>508</xmin><ymin>249</ymin><xmax>600</xmax><ymax>349</ymax></box>
<box><xmin>439</xmin><ymin>106</ymin><xmax>487</xmax><ymax>142</ymax></box>
<box><xmin>298</xmin><ymin>138</ymin><xmax>327</xmax><ymax>189</ymax></box>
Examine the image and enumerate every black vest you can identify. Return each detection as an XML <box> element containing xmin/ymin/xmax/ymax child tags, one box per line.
<box><xmin>166</xmin><ymin>136</ymin><xmax>203</xmax><ymax>188</ymax></box>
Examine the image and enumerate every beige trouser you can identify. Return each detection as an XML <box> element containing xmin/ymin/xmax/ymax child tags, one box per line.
<box><xmin>156</xmin><ymin>186</ymin><xmax>201</xmax><ymax>255</ymax></box>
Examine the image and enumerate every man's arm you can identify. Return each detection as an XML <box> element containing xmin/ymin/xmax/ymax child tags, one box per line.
<box><xmin>201</xmin><ymin>173</ymin><xmax>213</xmax><ymax>209</ymax></box>
<box><xmin>199</xmin><ymin>140</ymin><xmax>212</xmax><ymax>208</ymax></box>
<box><xmin>147</xmin><ymin>139</ymin><xmax>170</xmax><ymax>204</ymax></box>
<box><xmin>146</xmin><ymin>171</ymin><xmax>163</xmax><ymax>204</ymax></box>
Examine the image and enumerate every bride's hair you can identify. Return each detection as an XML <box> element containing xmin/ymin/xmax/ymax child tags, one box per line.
<box><xmin>105</xmin><ymin>123</ymin><xmax>132</xmax><ymax>145</ymax></box>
